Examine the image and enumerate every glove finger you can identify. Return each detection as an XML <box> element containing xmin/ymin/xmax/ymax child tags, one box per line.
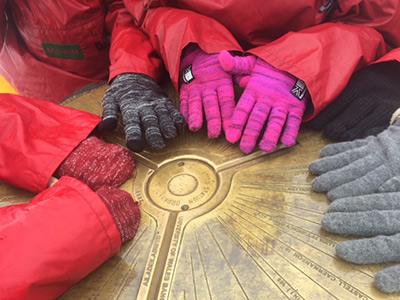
<box><xmin>99</xmin><ymin>91</ymin><xmax>119</xmax><ymax>131</ymax></box>
<box><xmin>318</xmin><ymin>137</ymin><xmax>373</xmax><ymax>157</ymax></box>
<box><xmin>375</xmin><ymin>264</ymin><xmax>400</xmax><ymax>293</ymax></box>
<box><xmin>323</xmin><ymin>98</ymin><xmax>376</xmax><ymax>141</ymax></box>
<box><xmin>328</xmin><ymin>192</ymin><xmax>400</xmax><ymax>213</ymax></box>
<box><xmin>217</xmin><ymin>84</ymin><xmax>235</xmax><ymax>133</ymax></box>
<box><xmin>179</xmin><ymin>90</ymin><xmax>189</xmax><ymax>123</ymax></box>
<box><xmin>219</xmin><ymin>50</ymin><xmax>256</xmax><ymax>75</ymax></box>
<box><xmin>140</xmin><ymin>106</ymin><xmax>165</xmax><ymax>150</ymax></box>
<box><xmin>259</xmin><ymin>108</ymin><xmax>287</xmax><ymax>153</ymax></box>
<box><xmin>239</xmin><ymin>102</ymin><xmax>271</xmax><ymax>154</ymax></box>
<box><xmin>322</xmin><ymin>210</ymin><xmax>400</xmax><ymax>236</ymax></box>
<box><xmin>226</xmin><ymin>91</ymin><xmax>256</xmax><ymax>143</ymax></box>
<box><xmin>203</xmin><ymin>89</ymin><xmax>222</xmax><ymax>138</ymax></box>
<box><xmin>379</xmin><ymin>176</ymin><xmax>400</xmax><ymax>193</ymax></box>
<box><xmin>121</xmin><ymin>109</ymin><xmax>145</xmax><ymax>152</ymax></box>
<box><xmin>188</xmin><ymin>89</ymin><xmax>203</xmax><ymax>131</ymax></box>
<box><xmin>309</xmin><ymin>144</ymin><xmax>369</xmax><ymax>176</ymax></box>
<box><xmin>280</xmin><ymin>112</ymin><xmax>302</xmax><ymax>147</ymax></box>
<box><xmin>165</xmin><ymin>99</ymin><xmax>185</xmax><ymax>124</ymax></box>
<box><xmin>154</xmin><ymin>103</ymin><xmax>177</xmax><ymax>139</ymax></box>
<box><xmin>311</xmin><ymin>154</ymin><xmax>378</xmax><ymax>193</ymax></box>
<box><xmin>327</xmin><ymin>164</ymin><xmax>390</xmax><ymax>200</ymax></box>
<box><xmin>335</xmin><ymin>233</ymin><xmax>400</xmax><ymax>264</ymax></box>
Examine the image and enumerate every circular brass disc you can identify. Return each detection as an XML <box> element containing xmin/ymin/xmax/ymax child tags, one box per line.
<box><xmin>1</xmin><ymin>84</ymin><xmax>397</xmax><ymax>300</ymax></box>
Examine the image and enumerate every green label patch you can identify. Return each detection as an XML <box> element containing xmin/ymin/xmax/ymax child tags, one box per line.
<box><xmin>42</xmin><ymin>43</ymin><xmax>84</xmax><ymax>60</ymax></box>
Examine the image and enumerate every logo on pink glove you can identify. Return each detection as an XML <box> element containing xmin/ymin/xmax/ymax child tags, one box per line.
<box><xmin>182</xmin><ymin>65</ymin><xmax>195</xmax><ymax>84</ymax></box>
<box><xmin>291</xmin><ymin>79</ymin><xmax>308</xmax><ymax>100</ymax></box>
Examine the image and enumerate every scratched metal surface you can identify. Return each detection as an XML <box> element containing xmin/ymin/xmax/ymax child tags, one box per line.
<box><xmin>1</xmin><ymin>84</ymin><xmax>398</xmax><ymax>300</ymax></box>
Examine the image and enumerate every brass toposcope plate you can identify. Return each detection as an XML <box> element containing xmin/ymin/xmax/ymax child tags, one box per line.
<box><xmin>1</xmin><ymin>84</ymin><xmax>397</xmax><ymax>300</ymax></box>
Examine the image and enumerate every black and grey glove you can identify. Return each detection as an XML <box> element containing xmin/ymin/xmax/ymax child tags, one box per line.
<box><xmin>306</xmin><ymin>61</ymin><xmax>400</xmax><ymax>141</ymax></box>
<box><xmin>98</xmin><ymin>73</ymin><xmax>185</xmax><ymax>152</ymax></box>
<box><xmin>321</xmin><ymin>193</ymin><xmax>400</xmax><ymax>293</ymax></box>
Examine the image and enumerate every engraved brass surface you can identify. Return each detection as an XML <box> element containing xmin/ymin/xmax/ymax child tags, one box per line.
<box><xmin>1</xmin><ymin>84</ymin><xmax>398</xmax><ymax>300</ymax></box>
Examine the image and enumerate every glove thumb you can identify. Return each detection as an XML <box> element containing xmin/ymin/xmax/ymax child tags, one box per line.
<box><xmin>375</xmin><ymin>265</ymin><xmax>400</xmax><ymax>293</ymax></box>
<box><xmin>219</xmin><ymin>51</ymin><xmax>256</xmax><ymax>76</ymax></box>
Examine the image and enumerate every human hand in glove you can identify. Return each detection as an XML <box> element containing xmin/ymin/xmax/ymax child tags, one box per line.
<box><xmin>219</xmin><ymin>51</ymin><xmax>310</xmax><ymax>154</ymax></box>
<box><xmin>309</xmin><ymin>119</ymin><xmax>400</xmax><ymax>200</ymax></box>
<box><xmin>98</xmin><ymin>73</ymin><xmax>185</xmax><ymax>152</ymax></box>
<box><xmin>321</xmin><ymin>193</ymin><xmax>400</xmax><ymax>293</ymax></box>
<box><xmin>306</xmin><ymin>61</ymin><xmax>400</xmax><ymax>141</ymax></box>
<box><xmin>179</xmin><ymin>45</ymin><xmax>236</xmax><ymax>138</ymax></box>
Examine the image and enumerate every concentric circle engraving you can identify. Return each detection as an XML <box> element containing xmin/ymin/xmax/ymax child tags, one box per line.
<box><xmin>168</xmin><ymin>174</ymin><xmax>198</xmax><ymax>196</ymax></box>
<box><xmin>148</xmin><ymin>159</ymin><xmax>218</xmax><ymax>211</ymax></box>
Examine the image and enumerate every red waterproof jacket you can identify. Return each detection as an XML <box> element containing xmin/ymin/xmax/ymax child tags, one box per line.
<box><xmin>0</xmin><ymin>94</ymin><xmax>123</xmax><ymax>299</ymax></box>
<box><xmin>0</xmin><ymin>0</ymin><xmax>162</xmax><ymax>102</ymax></box>
<box><xmin>123</xmin><ymin>0</ymin><xmax>400</xmax><ymax>120</ymax></box>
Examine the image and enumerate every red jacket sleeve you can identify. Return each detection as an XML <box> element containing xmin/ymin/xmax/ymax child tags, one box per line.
<box><xmin>105</xmin><ymin>1</ymin><xmax>163</xmax><ymax>82</ymax></box>
<box><xmin>0</xmin><ymin>176</ymin><xmax>122</xmax><ymax>300</ymax></box>
<box><xmin>123</xmin><ymin>2</ymin><xmax>243</xmax><ymax>90</ymax></box>
<box><xmin>248</xmin><ymin>23</ymin><xmax>387</xmax><ymax>120</ymax></box>
<box><xmin>0</xmin><ymin>94</ymin><xmax>101</xmax><ymax>193</ymax></box>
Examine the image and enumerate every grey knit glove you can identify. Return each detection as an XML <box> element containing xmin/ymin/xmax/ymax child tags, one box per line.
<box><xmin>321</xmin><ymin>193</ymin><xmax>400</xmax><ymax>293</ymax></box>
<box><xmin>308</xmin><ymin>120</ymin><xmax>400</xmax><ymax>200</ymax></box>
<box><xmin>98</xmin><ymin>73</ymin><xmax>185</xmax><ymax>152</ymax></box>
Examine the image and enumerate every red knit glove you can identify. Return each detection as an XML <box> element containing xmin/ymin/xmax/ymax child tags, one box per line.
<box><xmin>55</xmin><ymin>137</ymin><xmax>135</xmax><ymax>191</ymax></box>
<box><xmin>96</xmin><ymin>186</ymin><xmax>141</xmax><ymax>243</ymax></box>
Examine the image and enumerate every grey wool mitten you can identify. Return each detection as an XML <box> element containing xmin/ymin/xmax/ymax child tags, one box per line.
<box><xmin>321</xmin><ymin>193</ymin><xmax>400</xmax><ymax>293</ymax></box>
<box><xmin>98</xmin><ymin>73</ymin><xmax>185</xmax><ymax>152</ymax></box>
<box><xmin>308</xmin><ymin>119</ymin><xmax>400</xmax><ymax>200</ymax></box>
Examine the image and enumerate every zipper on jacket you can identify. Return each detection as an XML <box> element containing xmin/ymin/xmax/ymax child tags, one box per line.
<box><xmin>319</xmin><ymin>0</ymin><xmax>336</xmax><ymax>13</ymax></box>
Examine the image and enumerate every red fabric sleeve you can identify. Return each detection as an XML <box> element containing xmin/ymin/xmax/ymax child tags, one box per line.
<box><xmin>0</xmin><ymin>94</ymin><xmax>101</xmax><ymax>193</ymax></box>
<box><xmin>247</xmin><ymin>23</ymin><xmax>387</xmax><ymax>120</ymax></box>
<box><xmin>123</xmin><ymin>2</ymin><xmax>243</xmax><ymax>90</ymax></box>
<box><xmin>0</xmin><ymin>176</ymin><xmax>122</xmax><ymax>300</ymax></box>
<box><xmin>105</xmin><ymin>0</ymin><xmax>163</xmax><ymax>82</ymax></box>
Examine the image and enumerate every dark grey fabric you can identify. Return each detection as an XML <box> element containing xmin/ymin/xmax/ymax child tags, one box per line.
<box><xmin>306</xmin><ymin>61</ymin><xmax>400</xmax><ymax>141</ymax></box>
<box><xmin>99</xmin><ymin>73</ymin><xmax>184</xmax><ymax>152</ymax></box>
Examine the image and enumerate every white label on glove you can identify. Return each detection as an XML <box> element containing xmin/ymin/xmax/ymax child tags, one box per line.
<box><xmin>291</xmin><ymin>79</ymin><xmax>308</xmax><ymax>100</ymax></box>
<box><xmin>183</xmin><ymin>65</ymin><xmax>195</xmax><ymax>84</ymax></box>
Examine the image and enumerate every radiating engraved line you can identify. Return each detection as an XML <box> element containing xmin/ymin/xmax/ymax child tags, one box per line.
<box><xmin>93</xmin><ymin>226</ymin><xmax>150</xmax><ymax>298</ymax></box>
<box><xmin>194</xmin><ymin>230</ymin><xmax>213</xmax><ymax>300</ymax></box>
<box><xmin>190</xmin><ymin>253</ymin><xmax>198</xmax><ymax>300</ymax></box>
<box><xmin>234</xmin><ymin>200</ymin><xmax>336</xmax><ymax>249</ymax></box>
<box><xmin>226</xmin><ymin>208</ymin><xmax>374</xmax><ymax>297</ymax></box>
<box><xmin>240</xmin><ymin>183</ymin><xmax>312</xmax><ymax>195</ymax></box>
<box><xmin>229</xmin><ymin>205</ymin><xmax>373</xmax><ymax>279</ymax></box>
<box><xmin>222</xmin><ymin>212</ymin><xmax>340</xmax><ymax>299</ymax></box>
<box><xmin>238</xmin><ymin>192</ymin><xmax>324</xmax><ymax>214</ymax></box>
<box><xmin>114</xmin><ymin>250</ymin><xmax>143</xmax><ymax>299</ymax></box>
<box><xmin>232</xmin><ymin>203</ymin><xmax>336</xmax><ymax>260</ymax></box>
<box><xmin>205</xmin><ymin>223</ymin><xmax>249</xmax><ymax>300</ymax></box>
<box><xmin>235</xmin><ymin>197</ymin><xmax>321</xmax><ymax>225</ymax></box>
<box><xmin>216</xmin><ymin>217</ymin><xmax>292</xmax><ymax>300</ymax></box>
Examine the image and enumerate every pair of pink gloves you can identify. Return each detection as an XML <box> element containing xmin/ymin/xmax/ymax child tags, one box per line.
<box><xmin>179</xmin><ymin>45</ymin><xmax>310</xmax><ymax>154</ymax></box>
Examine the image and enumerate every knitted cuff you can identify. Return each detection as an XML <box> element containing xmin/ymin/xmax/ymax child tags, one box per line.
<box><xmin>96</xmin><ymin>185</ymin><xmax>141</xmax><ymax>243</ymax></box>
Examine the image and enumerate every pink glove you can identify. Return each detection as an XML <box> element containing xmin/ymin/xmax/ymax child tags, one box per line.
<box><xmin>219</xmin><ymin>51</ymin><xmax>310</xmax><ymax>154</ymax></box>
<box><xmin>179</xmin><ymin>45</ymin><xmax>235</xmax><ymax>138</ymax></box>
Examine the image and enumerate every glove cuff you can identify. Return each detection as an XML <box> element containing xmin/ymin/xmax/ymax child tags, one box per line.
<box><xmin>96</xmin><ymin>185</ymin><xmax>141</xmax><ymax>243</ymax></box>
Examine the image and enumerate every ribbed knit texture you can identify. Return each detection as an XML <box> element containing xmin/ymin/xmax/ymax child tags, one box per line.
<box><xmin>219</xmin><ymin>51</ymin><xmax>309</xmax><ymax>154</ymax></box>
<box><xmin>306</xmin><ymin>61</ymin><xmax>400</xmax><ymax>141</ymax></box>
<box><xmin>55</xmin><ymin>136</ymin><xmax>135</xmax><ymax>191</ymax></box>
<box><xmin>99</xmin><ymin>73</ymin><xmax>185</xmax><ymax>152</ymax></box>
<box><xmin>96</xmin><ymin>185</ymin><xmax>141</xmax><ymax>243</ymax></box>
<box><xmin>309</xmin><ymin>120</ymin><xmax>400</xmax><ymax>200</ymax></box>
<box><xmin>179</xmin><ymin>45</ymin><xmax>236</xmax><ymax>138</ymax></box>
